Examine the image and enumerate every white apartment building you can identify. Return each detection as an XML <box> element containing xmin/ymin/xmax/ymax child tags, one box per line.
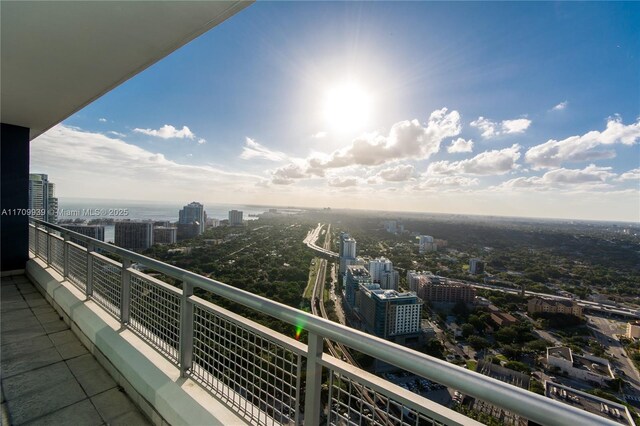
<box><xmin>369</xmin><ymin>257</ymin><xmax>399</xmax><ymax>290</ymax></box>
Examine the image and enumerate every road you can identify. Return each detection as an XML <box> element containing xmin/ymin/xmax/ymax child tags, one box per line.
<box><xmin>587</xmin><ymin>315</ymin><xmax>640</xmax><ymax>406</ymax></box>
<box><xmin>306</xmin><ymin>224</ymin><xmax>393</xmax><ymax>425</ymax></box>
<box><xmin>304</xmin><ymin>223</ymin><xmax>339</xmax><ymax>258</ymax></box>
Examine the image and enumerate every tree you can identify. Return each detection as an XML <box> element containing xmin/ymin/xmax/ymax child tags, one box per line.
<box><xmin>461</xmin><ymin>323</ymin><xmax>475</xmax><ymax>338</ymax></box>
<box><xmin>452</xmin><ymin>300</ymin><xmax>470</xmax><ymax>321</ymax></box>
<box><xmin>468</xmin><ymin>336</ymin><xmax>490</xmax><ymax>350</ymax></box>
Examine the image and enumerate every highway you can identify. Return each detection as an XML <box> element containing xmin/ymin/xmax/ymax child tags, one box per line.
<box><xmin>304</xmin><ymin>223</ymin><xmax>339</xmax><ymax>258</ymax></box>
<box><xmin>461</xmin><ymin>280</ymin><xmax>640</xmax><ymax>319</ymax></box>
<box><xmin>306</xmin><ymin>224</ymin><xmax>393</xmax><ymax>425</ymax></box>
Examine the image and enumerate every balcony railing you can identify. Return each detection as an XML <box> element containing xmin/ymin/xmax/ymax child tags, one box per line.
<box><xmin>28</xmin><ymin>218</ymin><xmax>616</xmax><ymax>426</ymax></box>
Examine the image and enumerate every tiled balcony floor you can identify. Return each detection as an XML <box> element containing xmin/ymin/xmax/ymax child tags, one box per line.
<box><xmin>1</xmin><ymin>275</ymin><xmax>151</xmax><ymax>425</ymax></box>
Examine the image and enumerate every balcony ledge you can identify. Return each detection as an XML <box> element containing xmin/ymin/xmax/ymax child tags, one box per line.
<box><xmin>26</xmin><ymin>256</ymin><xmax>248</xmax><ymax>426</ymax></box>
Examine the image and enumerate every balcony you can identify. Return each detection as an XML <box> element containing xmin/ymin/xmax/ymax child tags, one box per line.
<box><xmin>0</xmin><ymin>218</ymin><xmax>619</xmax><ymax>425</ymax></box>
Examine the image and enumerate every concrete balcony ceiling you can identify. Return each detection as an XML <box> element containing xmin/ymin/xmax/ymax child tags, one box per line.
<box><xmin>0</xmin><ymin>1</ymin><xmax>252</xmax><ymax>140</ymax></box>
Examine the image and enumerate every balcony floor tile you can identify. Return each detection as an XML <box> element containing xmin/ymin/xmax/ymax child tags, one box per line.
<box><xmin>1</xmin><ymin>275</ymin><xmax>150</xmax><ymax>426</ymax></box>
<box><xmin>22</xmin><ymin>399</ymin><xmax>102</xmax><ymax>426</ymax></box>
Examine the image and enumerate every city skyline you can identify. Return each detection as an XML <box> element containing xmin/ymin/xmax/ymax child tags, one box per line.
<box><xmin>30</xmin><ymin>2</ymin><xmax>639</xmax><ymax>222</ymax></box>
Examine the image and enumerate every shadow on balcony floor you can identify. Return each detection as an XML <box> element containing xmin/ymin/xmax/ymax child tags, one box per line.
<box><xmin>1</xmin><ymin>275</ymin><xmax>151</xmax><ymax>426</ymax></box>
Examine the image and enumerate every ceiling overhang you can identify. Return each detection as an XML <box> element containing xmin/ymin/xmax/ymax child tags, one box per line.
<box><xmin>1</xmin><ymin>1</ymin><xmax>253</xmax><ymax>140</ymax></box>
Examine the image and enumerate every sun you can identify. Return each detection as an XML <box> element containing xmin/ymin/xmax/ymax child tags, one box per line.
<box><xmin>323</xmin><ymin>81</ymin><xmax>372</xmax><ymax>134</ymax></box>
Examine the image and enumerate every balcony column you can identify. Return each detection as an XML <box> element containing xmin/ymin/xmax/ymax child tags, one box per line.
<box><xmin>1</xmin><ymin>123</ymin><xmax>30</xmax><ymax>273</ymax></box>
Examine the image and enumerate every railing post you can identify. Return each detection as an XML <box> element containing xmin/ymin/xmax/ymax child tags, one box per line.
<box><xmin>62</xmin><ymin>233</ymin><xmax>69</xmax><ymax>279</ymax></box>
<box><xmin>179</xmin><ymin>281</ymin><xmax>194</xmax><ymax>378</ymax></box>
<box><xmin>121</xmin><ymin>258</ymin><xmax>132</xmax><ymax>325</ymax></box>
<box><xmin>34</xmin><ymin>226</ymin><xmax>40</xmax><ymax>258</ymax></box>
<box><xmin>295</xmin><ymin>356</ymin><xmax>304</xmax><ymax>426</ymax></box>
<box><xmin>86</xmin><ymin>242</ymin><xmax>94</xmax><ymax>297</ymax></box>
<box><xmin>45</xmin><ymin>230</ymin><xmax>51</xmax><ymax>266</ymax></box>
<box><xmin>304</xmin><ymin>333</ymin><xmax>323</xmax><ymax>425</ymax></box>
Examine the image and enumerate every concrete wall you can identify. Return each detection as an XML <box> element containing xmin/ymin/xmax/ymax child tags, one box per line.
<box><xmin>1</xmin><ymin>124</ymin><xmax>30</xmax><ymax>272</ymax></box>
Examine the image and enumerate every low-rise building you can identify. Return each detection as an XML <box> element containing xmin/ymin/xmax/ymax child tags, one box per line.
<box><xmin>626</xmin><ymin>320</ymin><xmax>640</xmax><ymax>339</ymax></box>
<box><xmin>545</xmin><ymin>381</ymin><xmax>635</xmax><ymax>426</ymax></box>
<box><xmin>407</xmin><ymin>272</ymin><xmax>476</xmax><ymax>304</ymax></box>
<box><xmin>546</xmin><ymin>346</ymin><xmax>614</xmax><ymax>385</ymax></box>
<box><xmin>528</xmin><ymin>298</ymin><xmax>583</xmax><ymax>318</ymax></box>
<box><xmin>491</xmin><ymin>311</ymin><xmax>517</xmax><ymax>327</ymax></box>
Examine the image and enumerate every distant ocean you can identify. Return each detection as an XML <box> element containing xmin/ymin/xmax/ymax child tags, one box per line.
<box><xmin>58</xmin><ymin>199</ymin><xmax>273</xmax><ymax>243</ymax></box>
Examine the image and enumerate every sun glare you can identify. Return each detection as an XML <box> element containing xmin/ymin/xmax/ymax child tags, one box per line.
<box><xmin>323</xmin><ymin>81</ymin><xmax>372</xmax><ymax>134</ymax></box>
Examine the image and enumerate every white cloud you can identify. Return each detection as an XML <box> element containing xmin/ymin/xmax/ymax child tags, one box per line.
<box><xmin>312</xmin><ymin>131</ymin><xmax>327</xmax><ymax>139</ymax></box>
<box><xmin>31</xmin><ymin>125</ymin><xmax>261</xmax><ymax>200</ymax></box>
<box><xmin>107</xmin><ymin>131</ymin><xmax>126</xmax><ymax>137</ymax></box>
<box><xmin>98</xmin><ymin>118</ymin><xmax>107</xmax><ymax>123</ymax></box>
<box><xmin>133</xmin><ymin>124</ymin><xmax>196</xmax><ymax>140</ymax></box>
<box><xmin>307</xmin><ymin>108</ymin><xmax>461</xmax><ymax>172</ymax></box>
<box><xmin>502</xmin><ymin>119</ymin><xmax>532</xmax><ymax>134</ymax></box>
<box><xmin>427</xmin><ymin>144</ymin><xmax>521</xmax><ymax>176</ymax></box>
<box><xmin>197</xmin><ymin>138</ymin><xmax>206</xmax><ymax>145</ymax></box>
<box><xmin>240</xmin><ymin>138</ymin><xmax>288</xmax><ymax>162</ymax></box>
<box><xmin>271</xmin><ymin>163</ymin><xmax>307</xmax><ymax>185</ymax></box>
<box><xmin>377</xmin><ymin>165</ymin><xmax>415</xmax><ymax>182</ymax></box>
<box><xmin>328</xmin><ymin>176</ymin><xmax>358</xmax><ymax>187</ymax></box>
<box><xmin>414</xmin><ymin>176</ymin><xmax>479</xmax><ymax>191</ymax></box>
<box><xmin>552</xmin><ymin>101</ymin><xmax>568</xmax><ymax>111</ymax></box>
<box><xmin>524</xmin><ymin>117</ymin><xmax>640</xmax><ymax>169</ymax></box>
<box><xmin>447</xmin><ymin>138</ymin><xmax>474</xmax><ymax>153</ymax></box>
<box><xmin>498</xmin><ymin>164</ymin><xmax>615</xmax><ymax>190</ymax></box>
<box><xmin>617</xmin><ymin>168</ymin><xmax>640</xmax><ymax>182</ymax></box>
<box><xmin>470</xmin><ymin>116</ymin><xmax>531</xmax><ymax>139</ymax></box>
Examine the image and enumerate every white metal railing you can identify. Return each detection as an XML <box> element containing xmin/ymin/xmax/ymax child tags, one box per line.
<box><xmin>28</xmin><ymin>219</ymin><xmax>618</xmax><ymax>426</ymax></box>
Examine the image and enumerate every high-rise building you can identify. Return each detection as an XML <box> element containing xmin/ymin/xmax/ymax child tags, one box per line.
<box><xmin>357</xmin><ymin>284</ymin><xmax>422</xmax><ymax>339</ymax></box>
<box><xmin>153</xmin><ymin>226</ymin><xmax>177</xmax><ymax>244</ymax></box>
<box><xmin>339</xmin><ymin>232</ymin><xmax>357</xmax><ymax>275</ymax></box>
<box><xmin>406</xmin><ymin>270</ymin><xmax>429</xmax><ymax>292</ymax></box>
<box><xmin>114</xmin><ymin>221</ymin><xmax>153</xmax><ymax>251</ymax></box>
<box><xmin>178</xmin><ymin>202</ymin><xmax>205</xmax><ymax>234</ymax></box>
<box><xmin>368</xmin><ymin>257</ymin><xmax>399</xmax><ymax>290</ymax></box>
<box><xmin>344</xmin><ymin>265</ymin><xmax>371</xmax><ymax>308</ymax></box>
<box><xmin>383</xmin><ymin>220</ymin><xmax>397</xmax><ymax>234</ymax></box>
<box><xmin>177</xmin><ymin>223</ymin><xmax>200</xmax><ymax>241</ymax></box>
<box><xmin>418</xmin><ymin>235</ymin><xmax>436</xmax><ymax>253</ymax></box>
<box><xmin>62</xmin><ymin>224</ymin><xmax>105</xmax><ymax>241</ymax></box>
<box><xmin>28</xmin><ymin>173</ymin><xmax>58</xmax><ymax>223</ymax></box>
<box><xmin>469</xmin><ymin>258</ymin><xmax>485</xmax><ymax>274</ymax></box>
<box><xmin>228</xmin><ymin>209</ymin><xmax>243</xmax><ymax>226</ymax></box>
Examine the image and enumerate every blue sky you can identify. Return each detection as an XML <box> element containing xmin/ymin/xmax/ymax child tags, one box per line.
<box><xmin>32</xmin><ymin>2</ymin><xmax>640</xmax><ymax>221</ymax></box>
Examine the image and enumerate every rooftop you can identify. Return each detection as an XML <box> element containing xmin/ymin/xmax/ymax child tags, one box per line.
<box><xmin>545</xmin><ymin>381</ymin><xmax>635</xmax><ymax>426</ymax></box>
<box><xmin>548</xmin><ymin>346</ymin><xmax>573</xmax><ymax>362</ymax></box>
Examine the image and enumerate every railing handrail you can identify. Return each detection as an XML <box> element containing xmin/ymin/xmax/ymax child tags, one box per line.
<box><xmin>31</xmin><ymin>218</ymin><xmax>620</xmax><ymax>426</ymax></box>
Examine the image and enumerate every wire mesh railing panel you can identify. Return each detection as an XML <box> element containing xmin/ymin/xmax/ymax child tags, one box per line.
<box><xmin>91</xmin><ymin>254</ymin><xmax>122</xmax><ymax>318</ymax></box>
<box><xmin>129</xmin><ymin>272</ymin><xmax>181</xmax><ymax>365</ymax></box>
<box><xmin>327</xmin><ymin>370</ymin><xmax>446</xmax><ymax>426</ymax></box>
<box><xmin>29</xmin><ymin>225</ymin><xmax>36</xmax><ymax>252</ymax></box>
<box><xmin>191</xmin><ymin>304</ymin><xmax>301</xmax><ymax>426</ymax></box>
<box><xmin>67</xmin><ymin>243</ymin><xmax>88</xmax><ymax>292</ymax></box>
<box><xmin>36</xmin><ymin>228</ymin><xmax>48</xmax><ymax>260</ymax></box>
<box><xmin>50</xmin><ymin>236</ymin><xmax>65</xmax><ymax>275</ymax></box>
